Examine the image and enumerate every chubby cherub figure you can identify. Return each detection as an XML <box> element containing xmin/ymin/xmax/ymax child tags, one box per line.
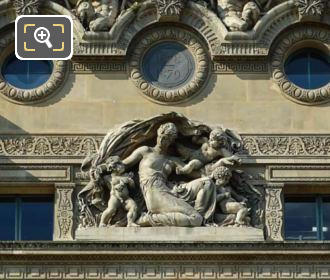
<box><xmin>176</xmin><ymin>128</ymin><xmax>241</xmax><ymax>175</ymax></box>
<box><xmin>99</xmin><ymin>157</ymin><xmax>139</xmax><ymax>227</ymax></box>
<box><xmin>211</xmin><ymin>166</ymin><xmax>250</xmax><ymax>226</ymax></box>
<box><xmin>99</xmin><ymin>173</ymin><xmax>139</xmax><ymax>227</ymax></box>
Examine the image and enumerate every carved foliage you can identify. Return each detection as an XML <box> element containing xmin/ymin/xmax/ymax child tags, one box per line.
<box><xmin>55</xmin><ymin>184</ymin><xmax>75</xmax><ymax>240</ymax></box>
<box><xmin>3</xmin><ymin>134</ymin><xmax>330</xmax><ymax>158</ymax></box>
<box><xmin>3</xmin><ymin>135</ymin><xmax>330</xmax><ymax>158</ymax></box>
<box><xmin>295</xmin><ymin>0</ymin><xmax>326</xmax><ymax>16</ymax></box>
<box><xmin>265</xmin><ymin>187</ymin><xmax>283</xmax><ymax>241</ymax></box>
<box><xmin>0</xmin><ymin>135</ymin><xmax>103</xmax><ymax>157</ymax></box>
<box><xmin>271</xmin><ymin>25</ymin><xmax>330</xmax><ymax>105</ymax></box>
<box><xmin>241</xmin><ymin>135</ymin><xmax>330</xmax><ymax>156</ymax></box>
<box><xmin>13</xmin><ymin>0</ymin><xmax>42</xmax><ymax>15</ymax></box>
<box><xmin>129</xmin><ymin>27</ymin><xmax>210</xmax><ymax>104</ymax></box>
<box><xmin>156</xmin><ymin>0</ymin><xmax>187</xmax><ymax>19</ymax></box>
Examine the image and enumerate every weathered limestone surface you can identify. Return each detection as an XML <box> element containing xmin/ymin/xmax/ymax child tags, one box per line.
<box><xmin>1</xmin><ymin>72</ymin><xmax>330</xmax><ymax>134</ymax></box>
<box><xmin>75</xmin><ymin>226</ymin><xmax>264</xmax><ymax>241</ymax></box>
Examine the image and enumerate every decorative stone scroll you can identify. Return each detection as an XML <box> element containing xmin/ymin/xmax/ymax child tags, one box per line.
<box><xmin>271</xmin><ymin>24</ymin><xmax>330</xmax><ymax>105</ymax></box>
<box><xmin>265</xmin><ymin>183</ymin><xmax>284</xmax><ymax>241</ymax></box>
<box><xmin>54</xmin><ymin>183</ymin><xmax>75</xmax><ymax>241</ymax></box>
<box><xmin>129</xmin><ymin>27</ymin><xmax>210</xmax><ymax>104</ymax></box>
<box><xmin>241</xmin><ymin>135</ymin><xmax>330</xmax><ymax>157</ymax></box>
<box><xmin>3</xmin><ymin>134</ymin><xmax>330</xmax><ymax>158</ymax></box>
<box><xmin>0</xmin><ymin>135</ymin><xmax>103</xmax><ymax>157</ymax></box>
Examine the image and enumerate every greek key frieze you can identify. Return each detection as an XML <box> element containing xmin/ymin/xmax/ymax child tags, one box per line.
<box><xmin>0</xmin><ymin>263</ymin><xmax>329</xmax><ymax>279</ymax></box>
<box><xmin>71</xmin><ymin>61</ymin><xmax>126</xmax><ymax>73</ymax></box>
<box><xmin>212</xmin><ymin>60</ymin><xmax>268</xmax><ymax>73</ymax></box>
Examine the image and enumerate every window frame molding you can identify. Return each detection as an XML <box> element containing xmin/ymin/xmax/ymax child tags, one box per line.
<box><xmin>0</xmin><ymin>31</ymin><xmax>69</xmax><ymax>105</ymax></box>
<box><xmin>271</xmin><ymin>24</ymin><xmax>330</xmax><ymax>106</ymax></box>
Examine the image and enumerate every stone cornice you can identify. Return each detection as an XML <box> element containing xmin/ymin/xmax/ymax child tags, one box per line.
<box><xmin>0</xmin><ymin>241</ymin><xmax>330</xmax><ymax>256</ymax></box>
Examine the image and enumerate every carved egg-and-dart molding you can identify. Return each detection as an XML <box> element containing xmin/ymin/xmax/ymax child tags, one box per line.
<box><xmin>0</xmin><ymin>32</ymin><xmax>69</xmax><ymax>105</ymax></box>
<box><xmin>271</xmin><ymin>25</ymin><xmax>330</xmax><ymax>105</ymax></box>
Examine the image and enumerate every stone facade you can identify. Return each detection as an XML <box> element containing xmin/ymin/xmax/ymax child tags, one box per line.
<box><xmin>0</xmin><ymin>0</ymin><xmax>330</xmax><ymax>277</ymax></box>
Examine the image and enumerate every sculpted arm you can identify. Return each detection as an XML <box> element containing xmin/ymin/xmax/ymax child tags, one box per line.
<box><xmin>211</xmin><ymin>148</ymin><xmax>241</xmax><ymax>168</ymax></box>
<box><xmin>122</xmin><ymin>146</ymin><xmax>148</xmax><ymax>170</ymax></box>
<box><xmin>192</xmin><ymin>135</ymin><xmax>208</xmax><ymax>145</ymax></box>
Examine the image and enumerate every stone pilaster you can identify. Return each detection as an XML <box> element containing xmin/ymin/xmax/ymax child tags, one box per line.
<box><xmin>265</xmin><ymin>183</ymin><xmax>284</xmax><ymax>241</ymax></box>
<box><xmin>54</xmin><ymin>183</ymin><xmax>75</xmax><ymax>241</ymax></box>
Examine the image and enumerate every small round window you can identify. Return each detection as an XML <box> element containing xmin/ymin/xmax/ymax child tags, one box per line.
<box><xmin>142</xmin><ymin>42</ymin><xmax>195</xmax><ymax>90</ymax></box>
<box><xmin>284</xmin><ymin>48</ymin><xmax>330</xmax><ymax>90</ymax></box>
<box><xmin>1</xmin><ymin>54</ymin><xmax>53</xmax><ymax>89</ymax></box>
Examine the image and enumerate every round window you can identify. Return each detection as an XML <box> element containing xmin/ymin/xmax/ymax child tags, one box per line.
<box><xmin>141</xmin><ymin>42</ymin><xmax>195</xmax><ymax>90</ymax></box>
<box><xmin>1</xmin><ymin>54</ymin><xmax>53</xmax><ymax>89</ymax></box>
<box><xmin>284</xmin><ymin>48</ymin><xmax>330</xmax><ymax>90</ymax></box>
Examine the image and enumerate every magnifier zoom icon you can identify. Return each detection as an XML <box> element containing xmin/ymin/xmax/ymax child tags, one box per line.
<box><xmin>34</xmin><ymin>27</ymin><xmax>53</xmax><ymax>49</ymax></box>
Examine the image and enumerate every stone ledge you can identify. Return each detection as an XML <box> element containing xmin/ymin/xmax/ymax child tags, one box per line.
<box><xmin>75</xmin><ymin>227</ymin><xmax>264</xmax><ymax>242</ymax></box>
<box><xmin>1</xmin><ymin>241</ymin><xmax>330</xmax><ymax>256</ymax></box>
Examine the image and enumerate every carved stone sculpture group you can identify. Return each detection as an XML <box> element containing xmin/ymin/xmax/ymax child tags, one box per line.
<box><xmin>78</xmin><ymin>113</ymin><xmax>262</xmax><ymax>228</ymax></box>
<box><xmin>51</xmin><ymin>0</ymin><xmax>285</xmax><ymax>32</ymax></box>
<box><xmin>13</xmin><ymin>0</ymin><xmax>327</xmax><ymax>33</ymax></box>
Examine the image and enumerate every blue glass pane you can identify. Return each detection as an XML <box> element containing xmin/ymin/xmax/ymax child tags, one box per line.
<box><xmin>285</xmin><ymin>48</ymin><xmax>330</xmax><ymax>89</ymax></box>
<box><xmin>309</xmin><ymin>52</ymin><xmax>330</xmax><ymax>89</ymax></box>
<box><xmin>20</xmin><ymin>196</ymin><xmax>53</xmax><ymax>240</ymax></box>
<box><xmin>322</xmin><ymin>197</ymin><xmax>330</xmax><ymax>240</ymax></box>
<box><xmin>0</xmin><ymin>197</ymin><xmax>16</xmax><ymax>240</ymax></box>
<box><xmin>285</xmin><ymin>197</ymin><xmax>317</xmax><ymax>240</ymax></box>
<box><xmin>1</xmin><ymin>55</ymin><xmax>53</xmax><ymax>89</ymax></box>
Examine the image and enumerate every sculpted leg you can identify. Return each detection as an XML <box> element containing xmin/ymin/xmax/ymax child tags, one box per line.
<box><xmin>99</xmin><ymin>197</ymin><xmax>121</xmax><ymax>227</ymax></box>
<box><xmin>137</xmin><ymin>212</ymin><xmax>203</xmax><ymax>227</ymax></box>
<box><xmin>235</xmin><ymin>207</ymin><xmax>249</xmax><ymax>225</ymax></box>
<box><xmin>139</xmin><ymin>186</ymin><xmax>203</xmax><ymax>227</ymax></box>
<box><xmin>125</xmin><ymin>198</ymin><xmax>139</xmax><ymax>227</ymax></box>
<box><xmin>183</xmin><ymin>178</ymin><xmax>217</xmax><ymax>221</ymax></box>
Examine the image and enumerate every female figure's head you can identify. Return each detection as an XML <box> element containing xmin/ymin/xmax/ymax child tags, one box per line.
<box><xmin>156</xmin><ymin>122</ymin><xmax>178</xmax><ymax>151</ymax></box>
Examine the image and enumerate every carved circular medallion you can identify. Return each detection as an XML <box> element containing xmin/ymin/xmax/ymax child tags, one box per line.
<box><xmin>129</xmin><ymin>27</ymin><xmax>210</xmax><ymax>104</ymax></box>
<box><xmin>0</xmin><ymin>31</ymin><xmax>69</xmax><ymax>105</ymax></box>
<box><xmin>142</xmin><ymin>42</ymin><xmax>195</xmax><ymax>89</ymax></box>
<box><xmin>271</xmin><ymin>25</ymin><xmax>330</xmax><ymax>105</ymax></box>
